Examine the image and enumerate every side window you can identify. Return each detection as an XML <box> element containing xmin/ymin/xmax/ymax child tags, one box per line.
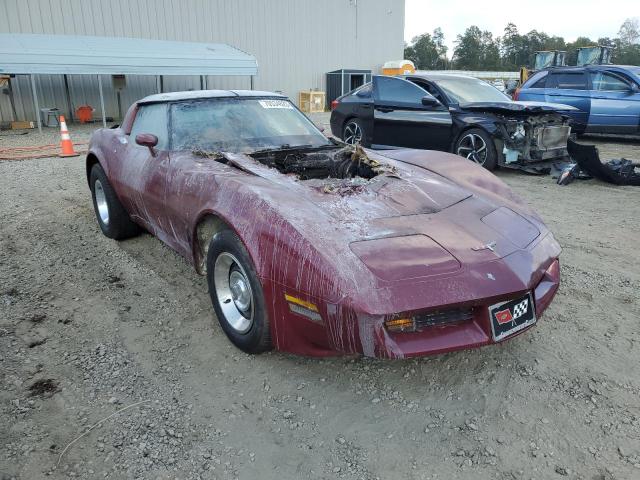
<box><xmin>375</xmin><ymin>76</ymin><xmax>427</xmax><ymax>104</ymax></box>
<box><xmin>409</xmin><ymin>79</ymin><xmax>446</xmax><ymax>104</ymax></box>
<box><xmin>548</xmin><ymin>72</ymin><xmax>587</xmax><ymax>90</ymax></box>
<box><xmin>590</xmin><ymin>72</ymin><xmax>630</xmax><ymax>91</ymax></box>
<box><xmin>129</xmin><ymin>103</ymin><xmax>169</xmax><ymax>150</ymax></box>
<box><xmin>355</xmin><ymin>83</ymin><xmax>372</xmax><ymax>98</ymax></box>
<box><xmin>530</xmin><ymin>72</ymin><xmax>548</xmax><ymax>88</ymax></box>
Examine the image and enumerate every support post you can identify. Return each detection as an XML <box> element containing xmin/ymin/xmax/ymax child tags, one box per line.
<box><xmin>30</xmin><ymin>74</ymin><xmax>42</xmax><ymax>133</ymax></box>
<box><xmin>63</xmin><ymin>74</ymin><xmax>74</xmax><ymax>122</ymax></box>
<box><xmin>156</xmin><ymin>75</ymin><xmax>161</xmax><ymax>93</ymax></box>
<box><xmin>200</xmin><ymin>75</ymin><xmax>205</xmax><ymax>90</ymax></box>
<box><xmin>7</xmin><ymin>76</ymin><xmax>17</xmax><ymax>121</ymax></box>
<box><xmin>250</xmin><ymin>75</ymin><xmax>254</xmax><ymax>90</ymax></box>
<box><xmin>97</xmin><ymin>75</ymin><xmax>106</xmax><ymax>128</ymax></box>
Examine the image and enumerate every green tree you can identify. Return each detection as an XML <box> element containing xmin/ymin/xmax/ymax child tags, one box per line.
<box><xmin>618</xmin><ymin>18</ymin><xmax>639</xmax><ymax>46</ymax></box>
<box><xmin>432</xmin><ymin>27</ymin><xmax>448</xmax><ymax>66</ymax></box>
<box><xmin>616</xmin><ymin>17</ymin><xmax>640</xmax><ymax>65</ymax></box>
<box><xmin>501</xmin><ymin>22</ymin><xmax>525</xmax><ymax>69</ymax></box>
<box><xmin>404</xmin><ymin>29</ymin><xmax>448</xmax><ymax>69</ymax></box>
<box><xmin>453</xmin><ymin>26</ymin><xmax>501</xmax><ymax>70</ymax></box>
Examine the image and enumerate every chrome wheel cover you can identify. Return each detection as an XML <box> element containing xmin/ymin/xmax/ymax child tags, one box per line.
<box><xmin>94</xmin><ymin>179</ymin><xmax>110</xmax><ymax>225</ymax></box>
<box><xmin>343</xmin><ymin>121</ymin><xmax>363</xmax><ymax>145</ymax></box>
<box><xmin>213</xmin><ymin>252</ymin><xmax>254</xmax><ymax>334</ymax></box>
<box><xmin>456</xmin><ymin>133</ymin><xmax>488</xmax><ymax>165</ymax></box>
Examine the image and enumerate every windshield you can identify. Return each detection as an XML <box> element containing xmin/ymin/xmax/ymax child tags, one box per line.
<box><xmin>434</xmin><ymin>76</ymin><xmax>511</xmax><ymax>104</ymax></box>
<box><xmin>170</xmin><ymin>98</ymin><xmax>331</xmax><ymax>152</ymax></box>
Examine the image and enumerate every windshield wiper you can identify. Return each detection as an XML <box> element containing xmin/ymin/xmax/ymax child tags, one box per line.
<box><xmin>252</xmin><ymin>143</ymin><xmax>315</xmax><ymax>154</ymax></box>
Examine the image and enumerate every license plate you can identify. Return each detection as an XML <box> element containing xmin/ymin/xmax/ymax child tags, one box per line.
<box><xmin>489</xmin><ymin>293</ymin><xmax>536</xmax><ymax>341</ymax></box>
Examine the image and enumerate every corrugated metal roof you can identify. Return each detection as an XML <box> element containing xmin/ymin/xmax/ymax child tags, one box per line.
<box><xmin>0</xmin><ymin>33</ymin><xmax>258</xmax><ymax>76</ymax></box>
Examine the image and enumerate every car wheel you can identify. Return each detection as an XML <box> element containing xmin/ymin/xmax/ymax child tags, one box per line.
<box><xmin>454</xmin><ymin>128</ymin><xmax>498</xmax><ymax>170</ymax></box>
<box><xmin>90</xmin><ymin>164</ymin><xmax>140</xmax><ymax>239</ymax></box>
<box><xmin>206</xmin><ymin>229</ymin><xmax>272</xmax><ymax>354</ymax></box>
<box><xmin>343</xmin><ymin>118</ymin><xmax>365</xmax><ymax>145</ymax></box>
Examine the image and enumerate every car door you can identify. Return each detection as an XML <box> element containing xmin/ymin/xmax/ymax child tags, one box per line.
<box><xmin>544</xmin><ymin>71</ymin><xmax>590</xmax><ymax>132</ymax></box>
<box><xmin>587</xmin><ymin>70</ymin><xmax>640</xmax><ymax>134</ymax></box>
<box><xmin>119</xmin><ymin>103</ymin><xmax>170</xmax><ymax>234</ymax></box>
<box><xmin>347</xmin><ymin>83</ymin><xmax>375</xmax><ymax>146</ymax></box>
<box><xmin>371</xmin><ymin>75</ymin><xmax>452</xmax><ymax>150</ymax></box>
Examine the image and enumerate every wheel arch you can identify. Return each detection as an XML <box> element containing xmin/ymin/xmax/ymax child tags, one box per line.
<box><xmin>452</xmin><ymin>126</ymin><xmax>502</xmax><ymax>169</ymax></box>
<box><xmin>85</xmin><ymin>152</ymin><xmax>101</xmax><ymax>185</ymax></box>
<box><xmin>192</xmin><ymin>211</ymin><xmax>234</xmax><ymax>275</ymax></box>
<box><xmin>450</xmin><ymin>124</ymin><xmax>495</xmax><ymax>152</ymax></box>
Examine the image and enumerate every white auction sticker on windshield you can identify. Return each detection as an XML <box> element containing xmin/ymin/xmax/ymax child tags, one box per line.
<box><xmin>259</xmin><ymin>100</ymin><xmax>293</xmax><ymax>109</ymax></box>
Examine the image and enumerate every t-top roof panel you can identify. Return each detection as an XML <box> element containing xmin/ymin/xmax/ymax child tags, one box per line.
<box><xmin>0</xmin><ymin>33</ymin><xmax>258</xmax><ymax>76</ymax></box>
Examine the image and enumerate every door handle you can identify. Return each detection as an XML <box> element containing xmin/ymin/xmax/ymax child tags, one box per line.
<box><xmin>376</xmin><ymin>107</ymin><xmax>393</xmax><ymax>112</ymax></box>
<box><xmin>360</xmin><ymin>104</ymin><xmax>372</xmax><ymax>109</ymax></box>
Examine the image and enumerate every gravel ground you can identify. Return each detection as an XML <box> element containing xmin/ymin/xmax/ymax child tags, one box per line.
<box><xmin>0</xmin><ymin>119</ymin><xmax>639</xmax><ymax>480</ymax></box>
<box><xmin>0</xmin><ymin>123</ymin><xmax>96</xmax><ymax>147</ymax></box>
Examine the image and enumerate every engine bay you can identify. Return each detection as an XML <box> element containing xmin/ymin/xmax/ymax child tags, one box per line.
<box><xmin>249</xmin><ymin>145</ymin><xmax>395</xmax><ymax>180</ymax></box>
<box><xmin>499</xmin><ymin>113</ymin><xmax>572</xmax><ymax>163</ymax></box>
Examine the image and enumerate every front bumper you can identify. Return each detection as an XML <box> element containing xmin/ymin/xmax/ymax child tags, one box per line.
<box><xmin>265</xmin><ymin>257</ymin><xmax>560</xmax><ymax>359</ymax></box>
<box><xmin>368</xmin><ymin>258</ymin><xmax>559</xmax><ymax>358</ymax></box>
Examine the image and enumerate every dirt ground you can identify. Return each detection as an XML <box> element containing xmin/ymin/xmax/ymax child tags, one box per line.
<box><xmin>1</xmin><ymin>122</ymin><xmax>639</xmax><ymax>480</ymax></box>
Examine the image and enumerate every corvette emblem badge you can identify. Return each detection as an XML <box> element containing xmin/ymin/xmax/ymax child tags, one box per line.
<box><xmin>472</xmin><ymin>241</ymin><xmax>497</xmax><ymax>252</ymax></box>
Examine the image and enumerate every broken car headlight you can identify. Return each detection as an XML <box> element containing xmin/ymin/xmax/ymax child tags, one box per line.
<box><xmin>508</xmin><ymin>122</ymin><xmax>526</xmax><ymax>141</ymax></box>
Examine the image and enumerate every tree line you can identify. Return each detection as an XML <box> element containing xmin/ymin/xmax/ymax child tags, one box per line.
<box><xmin>404</xmin><ymin>18</ymin><xmax>640</xmax><ymax>71</ymax></box>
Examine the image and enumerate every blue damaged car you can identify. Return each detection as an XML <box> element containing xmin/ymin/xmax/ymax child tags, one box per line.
<box><xmin>516</xmin><ymin>65</ymin><xmax>640</xmax><ymax>135</ymax></box>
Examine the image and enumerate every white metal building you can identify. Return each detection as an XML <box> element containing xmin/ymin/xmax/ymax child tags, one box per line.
<box><xmin>0</xmin><ymin>0</ymin><xmax>405</xmax><ymax>124</ymax></box>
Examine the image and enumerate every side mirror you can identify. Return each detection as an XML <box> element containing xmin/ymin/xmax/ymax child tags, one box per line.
<box><xmin>421</xmin><ymin>95</ymin><xmax>441</xmax><ymax>108</ymax></box>
<box><xmin>135</xmin><ymin>133</ymin><xmax>159</xmax><ymax>156</ymax></box>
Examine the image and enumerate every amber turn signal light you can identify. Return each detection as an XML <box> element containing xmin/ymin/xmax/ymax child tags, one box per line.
<box><xmin>384</xmin><ymin>318</ymin><xmax>416</xmax><ymax>333</ymax></box>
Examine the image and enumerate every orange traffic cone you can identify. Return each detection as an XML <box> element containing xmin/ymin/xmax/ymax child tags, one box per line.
<box><xmin>59</xmin><ymin>115</ymin><xmax>79</xmax><ymax>157</ymax></box>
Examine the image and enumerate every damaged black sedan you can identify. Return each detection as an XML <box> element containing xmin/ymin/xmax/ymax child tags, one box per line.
<box><xmin>330</xmin><ymin>73</ymin><xmax>577</xmax><ymax>171</ymax></box>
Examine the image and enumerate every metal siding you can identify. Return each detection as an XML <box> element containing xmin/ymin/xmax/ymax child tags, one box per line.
<box><xmin>0</xmin><ymin>0</ymin><xmax>404</xmax><ymax>122</ymax></box>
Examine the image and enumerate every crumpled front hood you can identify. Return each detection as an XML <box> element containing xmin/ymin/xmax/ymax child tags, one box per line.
<box><xmin>457</xmin><ymin>100</ymin><xmax>578</xmax><ymax>114</ymax></box>
<box><xmin>302</xmin><ymin>171</ymin><xmax>471</xmax><ymax>221</ymax></box>
<box><xmin>225</xmin><ymin>149</ymin><xmax>472</xmax><ymax>222</ymax></box>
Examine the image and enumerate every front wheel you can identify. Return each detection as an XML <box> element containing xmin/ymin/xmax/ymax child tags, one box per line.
<box><xmin>206</xmin><ymin>230</ymin><xmax>272</xmax><ymax>354</ymax></box>
<box><xmin>454</xmin><ymin>128</ymin><xmax>499</xmax><ymax>170</ymax></box>
<box><xmin>90</xmin><ymin>164</ymin><xmax>140</xmax><ymax>239</ymax></box>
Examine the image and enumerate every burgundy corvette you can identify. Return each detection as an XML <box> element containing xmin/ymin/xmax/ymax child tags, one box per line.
<box><xmin>86</xmin><ymin>90</ymin><xmax>560</xmax><ymax>358</ymax></box>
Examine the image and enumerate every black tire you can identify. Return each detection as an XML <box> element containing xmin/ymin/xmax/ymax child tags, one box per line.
<box><xmin>454</xmin><ymin>128</ymin><xmax>499</xmax><ymax>170</ymax></box>
<box><xmin>89</xmin><ymin>163</ymin><xmax>140</xmax><ymax>240</ymax></box>
<box><xmin>206</xmin><ymin>229</ymin><xmax>272</xmax><ymax>354</ymax></box>
<box><xmin>342</xmin><ymin>118</ymin><xmax>366</xmax><ymax>146</ymax></box>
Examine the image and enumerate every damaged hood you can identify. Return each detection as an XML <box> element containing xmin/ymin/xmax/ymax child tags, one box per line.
<box><xmin>457</xmin><ymin>100</ymin><xmax>577</xmax><ymax>114</ymax></box>
<box><xmin>224</xmin><ymin>149</ymin><xmax>472</xmax><ymax>221</ymax></box>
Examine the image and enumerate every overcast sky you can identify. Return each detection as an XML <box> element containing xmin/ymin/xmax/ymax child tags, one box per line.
<box><xmin>404</xmin><ymin>0</ymin><xmax>638</xmax><ymax>57</ymax></box>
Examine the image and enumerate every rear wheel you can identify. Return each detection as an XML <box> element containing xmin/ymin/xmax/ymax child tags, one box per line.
<box><xmin>343</xmin><ymin>118</ymin><xmax>365</xmax><ymax>145</ymax></box>
<box><xmin>454</xmin><ymin>128</ymin><xmax>499</xmax><ymax>170</ymax></box>
<box><xmin>206</xmin><ymin>230</ymin><xmax>272</xmax><ymax>354</ymax></box>
<box><xmin>90</xmin><ymin>164</ymin><xmax>140</xmax><ymax>239</ymax></box>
